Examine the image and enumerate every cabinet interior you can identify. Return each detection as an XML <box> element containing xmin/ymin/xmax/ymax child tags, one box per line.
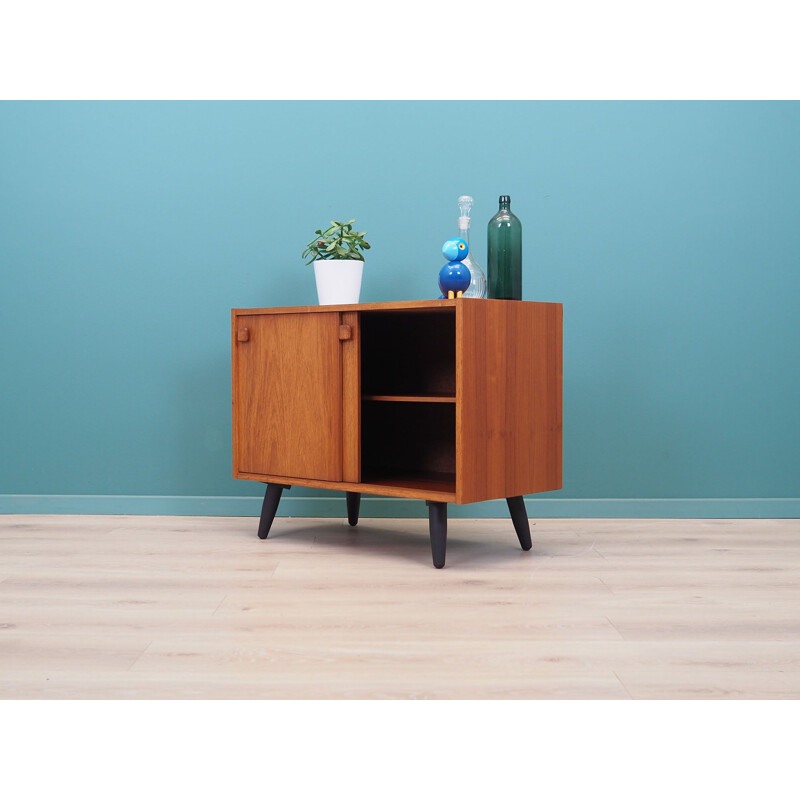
<box><xmin>360</xmin><ymin>309</ymin><xmax>455</xmax><ymax>397</ymax></box>
<box><xmin>361</xmin><ymin>401</ymin><xmax>455</xmax><ymax>493</ymax></box>
<box><xmin>360</xmin><ymin>309</ymin><xmax>456</xmax><ymax>493</ymax></box>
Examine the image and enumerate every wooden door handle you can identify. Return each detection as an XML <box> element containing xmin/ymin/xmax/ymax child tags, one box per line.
<box><xmin>339</xmin><ymin>325</ymin><xmax>352</xmax><ymax>341</ymax></box>
<box><xmin>237</xmin><ymin>327</ymin><xmax>250</xmax><ymax>342</ymax></box>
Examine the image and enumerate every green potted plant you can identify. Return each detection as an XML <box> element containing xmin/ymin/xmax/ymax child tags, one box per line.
<box><xmin>302</xmin><ymin>219</ymin><xmax>370</xmax><ymax>305</ymax></box>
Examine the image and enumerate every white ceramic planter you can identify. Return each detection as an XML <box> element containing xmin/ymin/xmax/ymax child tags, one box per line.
<box><xmin>313</xmin><ymin>259</ymin><xmax>364</xmax><ymax>305</ymax></box>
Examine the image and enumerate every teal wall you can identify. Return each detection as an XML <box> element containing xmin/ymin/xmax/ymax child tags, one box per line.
<box><xmin>1</xmin><ymin>101</ymin><xmax>799</xmax><ymax>517</ymax></box>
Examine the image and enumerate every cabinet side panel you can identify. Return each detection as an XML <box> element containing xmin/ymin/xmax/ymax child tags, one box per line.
<box><xmin>232</xmin><ymin>310</ymin><xmax>241</xmax><ymax>477</ymax></box>
<box><xmin>457</xmin><ymin>301</ymin><xmax>562</xmax><ymax>503</ymax></box>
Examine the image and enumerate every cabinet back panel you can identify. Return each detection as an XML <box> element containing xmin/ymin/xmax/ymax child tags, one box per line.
<box><xmin>361</xmin><ymin>401</ymin><xmax>455</xmax><ymax>487</ymax></box>
<box><xmin>361</xmin><ymin>310</ymin><xmax>455</xmax><ymax>397</ymax></box>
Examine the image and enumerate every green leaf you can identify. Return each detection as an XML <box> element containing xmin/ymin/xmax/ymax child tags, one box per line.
<box><xmin>305</xmin><ymin>218</ymin><xmax>369</xmax><ymax>266</ymax></box>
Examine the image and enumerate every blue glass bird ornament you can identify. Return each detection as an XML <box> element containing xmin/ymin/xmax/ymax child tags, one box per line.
<box><xmin>438</xmin><ymin>237</ymin><xmax>471</xmax><ymax>298</ymax></box>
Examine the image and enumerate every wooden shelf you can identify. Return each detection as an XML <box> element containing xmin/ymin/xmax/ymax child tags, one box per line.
<box><xmin>234</xmin><ymin>470</ymin><xmax>456</xmax><ymax>502</ymax></box>
<box><xmin>363</xmin><ymin>394</ymin><xmax>455</xmax><ymax>404</ymax></box>
<box><xmin>361</xmin><ymin>471</ymin><xmax>456</xmax><ymax>496</ymax></box>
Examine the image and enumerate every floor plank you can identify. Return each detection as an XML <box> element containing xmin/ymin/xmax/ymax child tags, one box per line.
<box><xmin>0</xmin><ymin>514</ymin><xmax>798</xmax><ymax>699</ymax></box>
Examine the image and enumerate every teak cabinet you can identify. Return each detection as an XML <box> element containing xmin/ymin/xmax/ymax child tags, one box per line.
<box><xmin>232</xmin><ymin>298</ymin><xmax>562</xmax><ymax>568</ymax></box>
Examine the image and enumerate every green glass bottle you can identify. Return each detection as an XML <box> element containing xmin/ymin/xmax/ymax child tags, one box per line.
<box><xmin>487</xmin><ymin>195</ymin><xmax>522</xmax><ymax>300</ymax></box>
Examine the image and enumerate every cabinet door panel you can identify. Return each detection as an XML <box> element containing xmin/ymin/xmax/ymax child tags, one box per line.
<box><xmin>234</xmin><ymin>312</ymin><xmax>342</xmax><ymax>481</ymax></box>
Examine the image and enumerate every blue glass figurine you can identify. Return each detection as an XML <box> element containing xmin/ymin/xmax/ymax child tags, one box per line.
<box><xmin>438</xmin><ymin>237</ymin><xmax>471</xmax><ymax>298</ymax></box>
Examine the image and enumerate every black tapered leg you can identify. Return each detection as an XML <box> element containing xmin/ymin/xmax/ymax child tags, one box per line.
<box><xmin>426</xmin><ymin>501</ymin><xmax>447</xmax><ymax>569</ymax></box>
<box><xmin>257</xmin><ymin>483</ymin><xmax>289</xmax><ymax>539</ymax></box>
<box><xmin>346</xmin><ymin>492</ymin><xmax>361</xmax><ymax>527</ymax></box>
<box><xmin>507</xmin><ymin>495</ymin><xmax>532</xmax><ymax>550</ymax></box>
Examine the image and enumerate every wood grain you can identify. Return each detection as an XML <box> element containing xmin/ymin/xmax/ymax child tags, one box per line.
<box><xmin>2</xmin><ymin>515</ymin><xmax>799</xmax><ymax>699</ymax></box>
<box><xmin>234</xmin><ymin>471</ymin><xmax>456</xmax><ymax>502</ymax></box>
<box><xmin>232</xmin><ymin>312</ymin><xmax>342</xmax><ymax>481</ymax></box>
<box><xmin>457</xmin><ymin>300</ymin><xmax>562</xmax><ymax>503</ymax></box>
<box><xmin>234</xmin><ymin>298</ymin><xmax>460</xmax><ymax>316</ymax></box>
<box><xmin>341</xmin><ymin>311</ymin><xmax>360</xmax><ymax>483</ymax></box>
<box><xmin>233</xmin><ymin>299</ymin><xmax>562</xmax><ymax>504</ymax></box>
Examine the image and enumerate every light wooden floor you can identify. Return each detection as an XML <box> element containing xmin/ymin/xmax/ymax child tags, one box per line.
<box><xmin>0</xmin><ymin>514</ymin><xmax>798</xmax><ymax>699</ymax></box>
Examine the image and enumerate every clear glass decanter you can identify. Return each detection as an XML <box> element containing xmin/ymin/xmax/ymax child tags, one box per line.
<box><xmin>458</xmin><ymin>195</ymin><xmax>487</xmax><ymax>298</ymax></box>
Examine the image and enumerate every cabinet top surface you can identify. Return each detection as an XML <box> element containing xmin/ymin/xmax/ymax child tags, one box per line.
<box><xmin>232</xmin><ymin>298</ymin><xmax>562</xmax><ymax>315</ymax></box>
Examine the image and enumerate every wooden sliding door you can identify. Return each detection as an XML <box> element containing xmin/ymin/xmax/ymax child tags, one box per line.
<box><xmin>233</xmin><ymin>312</ymin><xmax>343</xmax><ymax>481</ymax></box>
